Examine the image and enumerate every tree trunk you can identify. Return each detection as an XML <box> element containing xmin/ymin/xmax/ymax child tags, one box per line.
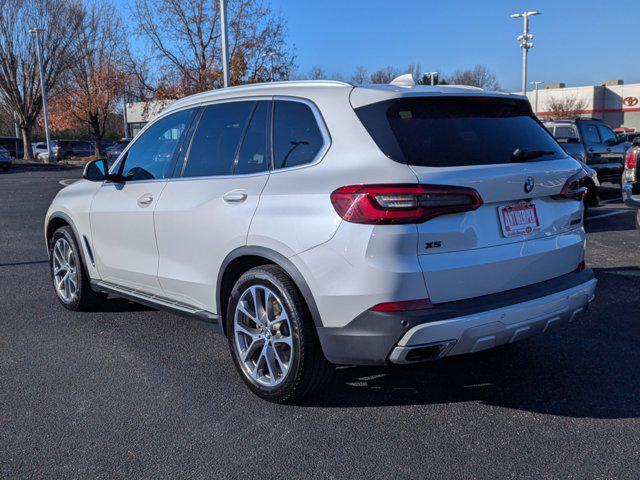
<box><xmin>94</xmin><ymin>135</ymin><xmax>103</xmax><ymax>156</ymax></box>
<box><xmin>20</xmin><ymin>126</ymin><xmax>34</xmax><ymax>161</ymax></box>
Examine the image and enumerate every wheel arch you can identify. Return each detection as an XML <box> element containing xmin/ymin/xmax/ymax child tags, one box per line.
<box><xmin>217</xmin><ymin>246</ymin><xmax>323</xmax><ymax>337</ymax></box>
<box><xmin>45</xmin><ymin>212</ymin><xmax>94</xmax><ymax>270</ymax></box>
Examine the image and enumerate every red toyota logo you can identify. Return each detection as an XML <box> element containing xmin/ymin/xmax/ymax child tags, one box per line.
<box><xmin>623</xmin><ymin>97</ymin><xmax>639</xmax><ymax>107</ymax></box>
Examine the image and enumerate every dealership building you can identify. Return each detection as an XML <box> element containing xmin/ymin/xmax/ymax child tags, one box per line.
<box><xmin>525</xmin><ymin>80</ymin><xmax>640</xmax><ymax>132</ymax></box>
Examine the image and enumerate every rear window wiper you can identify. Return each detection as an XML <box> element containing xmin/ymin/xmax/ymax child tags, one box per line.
<box><xmin>511</xmin><ymin>148</ymin><xmax>557</xmax><ymax>162</ymax></box>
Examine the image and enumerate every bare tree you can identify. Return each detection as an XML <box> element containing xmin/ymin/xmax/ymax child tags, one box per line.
<box><xmin>0</xmin><ymin>0</ymin><xmax>85</xmax><ymax>159</ymax></box>
<box><xmin>306</xmin><ymin>66</ymin><xmax>327</xmax><ymax>80</ymax></box>
<box><xmin>369</xmin><ymin>66</ymin><xmax>400</xmax><ymax>84</ymax></box>
<box><xmin>130</xmin><ymin>0</ymin><xmax>296</xmax><ymax>99</ymax></box>
<box><xmin>540</xmin><ymin>95</ymin><xmax>588</xmax><ymax>120</ymax></box>
<box><xmin>449</xmin><ymin>64</ymin><xmax>501</xmax><ymax>90</ymax></box>
<box><xmin>350</xmin><ymin>66</ymin><xmax>369</xmax><ymax>85</ymax></box>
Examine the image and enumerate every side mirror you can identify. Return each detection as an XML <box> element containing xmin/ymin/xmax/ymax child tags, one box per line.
<box><xmin>82</xmin><ymin>158</ymin><xmax>125</xmax><ymax>182</ymax></box>
<box><xmin>83</xmin><ymin>158</ymin><xmax>108</xmax><ymax>181</ymax></box>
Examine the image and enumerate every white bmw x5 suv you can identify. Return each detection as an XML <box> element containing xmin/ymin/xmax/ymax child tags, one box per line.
<box><xmin>45</xmin><ymin>80</ymin><xmax>597</xmax><ymax>403</ymax></box>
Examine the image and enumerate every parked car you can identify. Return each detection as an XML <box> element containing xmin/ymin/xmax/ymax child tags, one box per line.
<box><xmin>622</xmin><ymin>137</ymin><xmax>640</xmax><ymax>231</ymax></box>
<box><xmin>45</xmin><ymin>80</ymin><xmax>596</xmax><ymax>403</ymax></box>
<box><xmin>0</xmin><ymin>146</ymin><xmax>13</xmax><ymax>171</ymax></box>
<box><xmin>104</xmin><ymin>139</ymin><xmax>130</xmax><ymax>165</ymax></box>
<box><xmin>52</xmin><ymin>140</ymin><xmax>93</xmax><ymax>161</ymax></box>
<box><xmin>0</xmin><ymin>136</ymin><xmax>23</xmax><ymax>159</ymax></box>
<box><xmin>32</xmin><ymin>142</ymin><xmax>49</xmax><ymax>157</ymax></box>
<box><xmin>544</xmin><ymin>118</ymin><xmax>631</xmax><ymax>185</ymax></box>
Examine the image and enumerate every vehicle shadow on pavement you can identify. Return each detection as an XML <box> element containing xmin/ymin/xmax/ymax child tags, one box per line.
<box><xmin>304</xmin><ymin>266</ymin><xmax>640</xmax><ymax>419</ymax></box>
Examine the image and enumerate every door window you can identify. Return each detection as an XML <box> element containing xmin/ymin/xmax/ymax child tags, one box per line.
<box><xmin>235</xmin><ymin>101</ymin><xmax>270</xmax><ymax>175</ymax></box>
<box><xmin>183</xmin><ymin>101</ymin><xmax>255</xmax><ymax>177</ymax></box>
<box><xmin>554</xmin><ymin>125</ymin><xmax>578</xmax><ymax>140</ymax></box>
<box><xmin>597</xmin><ymin>125</ymin><xmax>617</xmax><ymax>145</ymax></box>
<box><xmin>582</xmin><ymin>125</ymin><xmax>601</xmax><ymax>145</ymax></box>
<box><xmin>273</xmin><ymin>100</ymin><xmax>325</xmax><ymax>169</ymax></box>
<box><xmin>120</xmin><ymin>109</ymin><xmax>193</xmax><ymax>181</ymax></box>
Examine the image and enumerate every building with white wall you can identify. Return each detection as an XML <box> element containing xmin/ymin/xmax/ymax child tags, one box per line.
<box><xmin>124</xmin><ymin>100</ymin><xmax>174</xmax><ymax>138</ymax></box>
<box><xmin>526</xmin><ymin>81</ymin><xmax>640</xmax><ymax>132</ymax></box>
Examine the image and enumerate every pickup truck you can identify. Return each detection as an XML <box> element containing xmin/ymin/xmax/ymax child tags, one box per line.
<box><xmin>544</xmin><ymin>118</ymin><xmax>632</xmax><ymax>185</ymax></box>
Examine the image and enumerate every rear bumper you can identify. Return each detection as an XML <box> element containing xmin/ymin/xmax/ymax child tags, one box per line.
<box><xmin>316</xmin><ymin>269</ymin><xmax>596</xmax><ymax>365</ymax></box>
<box><xmin>590</xmin><ymin>163</ymin><xmax>623</xmax><ymax>184</ymax></box>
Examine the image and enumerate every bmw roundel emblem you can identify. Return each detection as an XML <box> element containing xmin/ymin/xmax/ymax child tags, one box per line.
<box><xmin>524</xmin><ymin>176</ymin><xmax>535</xmax><ymax>194</ymax></box>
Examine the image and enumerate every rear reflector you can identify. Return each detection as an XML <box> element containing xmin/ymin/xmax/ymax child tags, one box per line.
<box><xmin>371</xmin><ymin>298</ymin><xmax>433</xmax><ymax>312</ymax></box>
<box><xmin>558</xmin><ymin>171</ymin><xmax>588</xmax><ymax>201</ymax></box>
<box><xmin>330</xmin><ymin>184</ymin><xmax>483</xmax><ymax>224</ymax></box>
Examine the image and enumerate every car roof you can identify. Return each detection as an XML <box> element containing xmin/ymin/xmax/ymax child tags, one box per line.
<box><xmin>162</xmin><ymin>80</ymin><xmax>527</xmax><ymax>115</ymax></box>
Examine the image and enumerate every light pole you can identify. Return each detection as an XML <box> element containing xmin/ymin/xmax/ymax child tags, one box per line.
<box><xmin>219</xmin><ymin>0</ymin><xmax>230</xmax><ymax>87</ymax></box>
<box><xmin>122</xmin><ymin>87</ymin><xmax>128</xmax><ymax>140</ymax></box>
<box><xmin>530</xmin><ymin>81</ymin><xmax>544</xmax><ymax>115</ymax></box>
<box><xmin>262</xmin><ymin>51</ymin><xmax>275</xmax><ymax>82</ymax></box>
<box><xmin>510</xmin><ymin>11</ymin><xmax>541</xmax><ymax>95</ymax></box>
<box><xmin>426</xmin><ymin>71</ymin><xmax>439</xmax><ymax>86</ymax></box>
<box><xmin>29</xmin><ymin>27</ymin><xmax>53</xmax><ymax>162</ymax></box>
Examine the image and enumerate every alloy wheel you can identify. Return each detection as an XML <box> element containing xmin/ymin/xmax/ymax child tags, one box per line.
<box><xmin>52</xmin><ymin>237</ymin><xmax>78</xmax><ymax>303</ymax></box>
<box><xmin>233</xmin><ymin>285</ymin><xmax>293</xmax><ymax>388</ymax></box>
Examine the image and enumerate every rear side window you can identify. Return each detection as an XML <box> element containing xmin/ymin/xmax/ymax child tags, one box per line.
<box><xmin>273</xmin><ymin>100</ymin><xmax>325</xmax><ymax>169</ymax></box>
<box><xmin>184</xmin><ymin>101</ymin><xmax>254</xmax><ymax>177</ymax></box>
<box><xmin>355</xmin><ymin>97</ymin><xmax>566</xmax><ymax>167</ymax></box>
<box><xmin>598</xmin><ymin>125</ymin><xmax>617</xmax><ymax>144</ymax></box>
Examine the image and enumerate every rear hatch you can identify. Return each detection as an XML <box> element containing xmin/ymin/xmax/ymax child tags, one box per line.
<box><xmin>353</xmin><ymin>92</ymin><xmax>585</xmax><ymax>303</ymax></box>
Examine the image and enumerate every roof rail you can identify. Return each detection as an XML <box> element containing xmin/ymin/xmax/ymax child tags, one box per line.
<box><xmin>447</xmin><ymin>84</ymin><xmax>484</xmax><ymax>91</ymax></box>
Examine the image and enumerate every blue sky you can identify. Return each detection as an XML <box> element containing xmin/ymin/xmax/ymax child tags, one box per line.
<box><xmin>268</xmin><ymin>0</ymin><xmax>639</xmax><ymax>90</ymax></box>
<box><xmin>116</xmin><ymin>0</ymin><xmax>640</xmax><ymax>92</ymax></box>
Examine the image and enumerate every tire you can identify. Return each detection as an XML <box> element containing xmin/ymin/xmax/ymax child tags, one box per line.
<box><xmin>64</xmin><ymin>152</ymin><xmax>72</xmax><ymax>160</ymax></box>
<box><xmin>49</xmin><ymin>226</ymin><xmax>105</xmax><ymax>311</ymax></box>
<box><xmin>226</xmin><ymin>265</ymin><xmax>332</xmax><ymax>403</ymax></box>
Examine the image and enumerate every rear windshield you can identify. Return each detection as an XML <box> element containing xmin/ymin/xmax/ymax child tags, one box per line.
<box><xmin>355</xmin><ymin>97</ymin><xmax>565</xmax><ymax>167</ymax></box>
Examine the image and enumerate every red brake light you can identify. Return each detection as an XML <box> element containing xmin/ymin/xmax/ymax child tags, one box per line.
<box><xmin>625</xmin><ymin>148</ymin><xmax>638</xmax><ymax>169</ymax></box>
<box><xmin>371</xmin><ymin>298</ymin><xmax>433</xmax><ymax>312</ymax></box>
<box><xmin>558</xmin><ymin>171</ymin><xmax>588</xmax><ymax>201</ymax></box>
<box><xmin>330</xmin><ymin>184</ymin><xmax>483</xmax><ymax>224</ymax></box>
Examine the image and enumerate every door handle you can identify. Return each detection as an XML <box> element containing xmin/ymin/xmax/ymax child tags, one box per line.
<box><xmin>606</xmin><ymin>148</ymin><xmax>612</xmax><ymax>152</ymax></box>
<box><xmin>223</xmin><ymin>190</ymin><xmax>248</xmax><ymax>204</ymax></box>
<box><xmin>588</xmin><ymin>147</ymin><xmax>595</xmax><ymax>152</ymax></box>
<box><xmin>137</xmin><ymin>193</ymin><xmax>154</xmax><ymax>207</ymax></box>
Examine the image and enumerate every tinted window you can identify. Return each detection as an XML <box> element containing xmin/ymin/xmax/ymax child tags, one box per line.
<box><xmin>273</xmin><ymin>101</ymin><xmax>324</xmax><ymax>169</ymax></box>
<box><xmin>598</xmin><ymin>125</ymin><xmax>617</xmax><ymax>144</ymax></box>
<box><xmin>121</xmin><ymin>109</ymin><xmax>193</xmax><ymax>181</ymax></box>
<box><xmin>355</xmin><ymin>97</ymin><xmax>565</xmax><ymax>166</ymax></box>
<box><xmin>183</xmin><ymin>101</ymin><xmax>254</xmax><ymax>177</ymax></box>
<box><xmin>236</xmin><ymin>101</ymin><xmax>269</xmax><ymax>175</ymax></box>
<box><xmin>582</xmin><ymin>125</ymin><xmax>601</xmax><ymax>144</ymax></box>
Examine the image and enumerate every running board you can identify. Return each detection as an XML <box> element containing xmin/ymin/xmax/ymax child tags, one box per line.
<box><xmin>91</xmin><ymin>280</ymin><xmax>221</xmax><ymax>331</ymax></box>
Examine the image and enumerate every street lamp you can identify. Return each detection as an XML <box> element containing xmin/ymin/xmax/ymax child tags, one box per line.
<box><xmin>29</xmin><ymin>27</ymin><xmax>53</xmax><ymax>162</ymax></box>
<box><xmin>511</xmin><ymin>11</ymin><xmax>541</xmax><ymax>95</ymax></box>
<box><xmin>426</xmin><ymin>71</ymin><xmax>439</xmax><ymax>86</ymax></box>
<box><xmin>530</xmin><ymin>80</ymin><xmax>544</xmax><ymax>115</ymax></box>
<box><xmin>219</xmin><ymin>0</ymin><xmax>230</xmax><ymax>87</ymax></box>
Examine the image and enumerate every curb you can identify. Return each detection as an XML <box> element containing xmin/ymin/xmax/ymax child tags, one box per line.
<box><xmin>11</xmin><ymin>162</ymin><xmax>82</xmax><ymax>171</ymax></box>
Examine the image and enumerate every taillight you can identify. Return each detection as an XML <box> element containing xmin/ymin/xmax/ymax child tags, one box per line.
<box><xmin>625</xmin><ymin>148</ymin><xmax>638</xmax><ymax>170</ymax></box>
<box><xmin>371</xmin><ymin>298</ymin><xmax>433</xmax><ymax>312</ymax></box>
<box><xmin>330</xmin><ymin>184</ymin><xmax>483</xmax><ymax>224</ymax></box>
<box><xmin>558</xmin><ymin>171</ymin><xmax>588</xmax><ymax>201</ymax></box>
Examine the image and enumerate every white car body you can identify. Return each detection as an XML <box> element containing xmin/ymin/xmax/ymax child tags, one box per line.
<box><xmin>45</xmin><ymin>80</ymin><xmax>596</xmax><ymax>368</ymax></box>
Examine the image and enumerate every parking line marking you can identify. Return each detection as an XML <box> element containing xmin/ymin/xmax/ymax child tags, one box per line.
<box><xmin>585</xmin><ymin>210</ymin><xmax>628</xmax><ymax>221</ymax></box>
<box><xmin>600</xmin><ymin>197</ymin><xmax>622</xmax><ymax>204</ymax></box>
<box><xmin>59</xmin><ymin>179</ymin><xmax>77</xmax><ymax>186</ymax></box>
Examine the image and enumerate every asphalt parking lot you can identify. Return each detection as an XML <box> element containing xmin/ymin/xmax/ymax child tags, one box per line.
<box><xmin>2</xmin><ymin>166</ymin><xmax>639</xmax><ymax>479</ymax></box>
